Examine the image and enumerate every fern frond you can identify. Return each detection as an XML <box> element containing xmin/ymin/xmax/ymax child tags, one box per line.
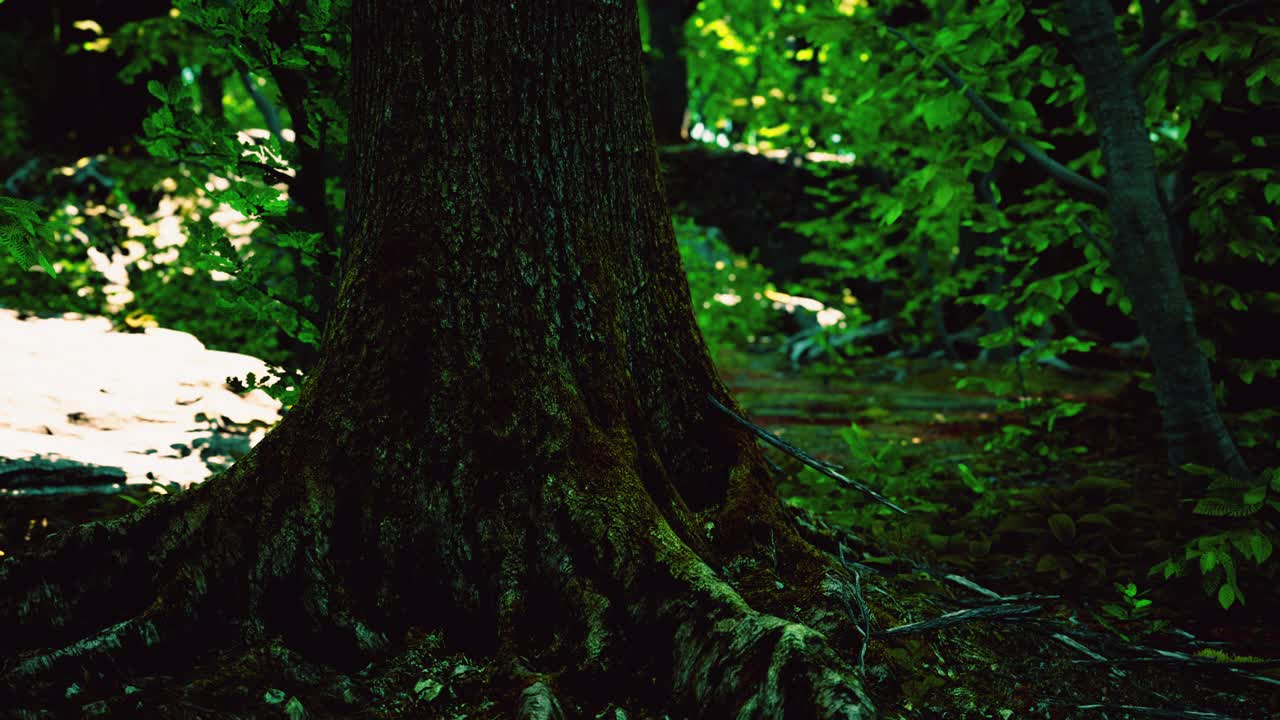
<box><xmin>1193</xmin><ymin>497</ymin><xmax>1262</xmax><ymax>517</ymax></box>
<box><xmin>0</xmin><ymin>196</ymin><xmax>57</xmax><ymax>276</ymax></box>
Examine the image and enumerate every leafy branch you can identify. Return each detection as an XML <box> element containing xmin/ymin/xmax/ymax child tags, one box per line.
<box><xmin>880</xmin><ymin>24</ymin><xmax>1108</xmax><ymax>202</ymax></box>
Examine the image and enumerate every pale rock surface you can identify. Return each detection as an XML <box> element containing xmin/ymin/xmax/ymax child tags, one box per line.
<box><xmin>0</xmin><ymin>309</ymin><xmax>280</xmax><ymax>493</ymax></box>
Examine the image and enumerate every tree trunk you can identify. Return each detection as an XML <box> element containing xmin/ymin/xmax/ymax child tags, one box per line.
<box><xmin>643</xmin><ymin>0</ymin><xmax>697</xmax><ymax>145</ymax></box>
<box><xmin>1</xmin><ymin>2</ymin><xmax>874</xmax><ymax>717</ymax></box>
<box><xmin>1063</xmin><ymin>0</ymin><xmax>1250</xmax><ymax>479</ymax></box>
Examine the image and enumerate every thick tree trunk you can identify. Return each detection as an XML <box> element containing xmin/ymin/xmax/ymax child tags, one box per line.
<box><xmin>1063</xmin><ymin>0</ymin><xmax>1250</xmax><ymax>479</ymax></box>
<box><xmin>1</xmin><ymin>2</ymin><xmax>873</xmax><ymax>717</ymax></box>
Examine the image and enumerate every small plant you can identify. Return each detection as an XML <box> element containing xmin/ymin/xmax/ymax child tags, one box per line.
<box><xmin>1102</xmin><ymin>582</ymin><xmax>1154</xmax><ymax>621</ymax></box>
<box><xmin>1094</xmin><ymin>582</ymin><xmax>1166</xmax><ymax>641</ymax></box>
<box><xmin>956</xmin><ymin>361</ymin><xmax>1089</xmax><ymax>463</ymax></box>
<box><xmin>1149</xmin><ymin>466</ymin><xmax>1278</xmax><ymax>609</ymax></box>
<box><xmin>840</xmin><ymin>421</ymin><xmax>906</xmax><ymax>485</ymax></box>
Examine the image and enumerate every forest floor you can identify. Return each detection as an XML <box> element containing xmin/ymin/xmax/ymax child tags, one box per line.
<box><xmin>2</xmin><ymin>323</ymin><xmax>1278</xmax><ymax>718</ymax></box>
<box><xmin>717</xmin><ymin>344</ymin><xmax>1280</xmax><ymax>719</ymax></box>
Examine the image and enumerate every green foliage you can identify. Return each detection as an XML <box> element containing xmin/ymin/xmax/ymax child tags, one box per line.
<box><xmin>1150</xmin><ymin>467</ymin><xmax>1279</xmax><ymax>610</ymax></box>
<box><xmin>0</xmin><ymin>196</ymin><xmax>57</xmax><ymax>276</ymax></box>
<box><xmin>685</xmin><ymin>0</ymin><xmax>1280</xmax><ymax>419</ymax></box>
<box><xmin>1093</xmin><ymin>582</ymin><xmax>1167</xmax><ymax>641</ymax></box>
<box><xmin>674</xmin><ymin>216</ymin><xmax>779</xmax><ymax>352</ymax></box>
<box><xmin>105</xmin><ymin>0</ymin><xmax>349</xmax><ymax>402</ymax></box>
<box><xmin>955</xmin><ymin>364</ymin><xmax>1089</xmax><ymax>463</ymax></box>
<box><xmin>840</xmin><ymin>421</ymin><xmax>907</xmax><ymax>488</ymax></box>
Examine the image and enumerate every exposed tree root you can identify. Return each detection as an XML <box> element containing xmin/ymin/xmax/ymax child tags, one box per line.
<box><xmin>517</xmin><ymin>681</ymin><xmax>566</xmax><ymax>720</ymax></box>
<box><xmin>2</xmin><ymin>406</ymin><xmax>875</xmax><ymax>718</ymax></box>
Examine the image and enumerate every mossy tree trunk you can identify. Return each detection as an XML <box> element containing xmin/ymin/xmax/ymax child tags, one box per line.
<box><xmin>1</xmin><ymin>2</ymin><xmax>873</xmax><ymax>717</ymax></box>
<box><xmin>1064</xmin><ymin>0</ymin><xmax>1250</xmax><ymax>480</ymax></box>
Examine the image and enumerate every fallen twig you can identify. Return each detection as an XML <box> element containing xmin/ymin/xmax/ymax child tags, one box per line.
<box><xmin>1073</xmin><ymin>648</ymin><xmax>1280</xmax><ymax>688</ymax></box>
<box><xmin>1070</xmin><ymin>702</ymin><xmax>1241</xmax><ymax>720</ymax></box>
<box><xmin>875</xmin><ymin>602</ymin><xmax>1043</xmax><ymax>638</ymax></box>
<box><xmin>1052</xmin><ymin>632</ymin><xmax>1128</xmax><ymax>679</ymax></box>
<box><xmin>833</xmin><ymin>548</ymin><xmax>873</xmax><ymax>675</ymax></box>
<box><xmin>708</xmin><ymin>394</ymin><xmax>907</xmax><ymax>515</ymax></box>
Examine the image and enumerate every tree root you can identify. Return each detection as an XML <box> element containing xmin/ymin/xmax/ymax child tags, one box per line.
<box><xmin>7</xmin><ymin>608</ymin><xmax>182</xmax><ymax>690</ymax></box>
<box><xmin>517</xmin><ymin>681</ymin><xmax>566</xmax><ymax>720</ymax></box>
<box><xmin>3</xmin><ymin>416</ymin><xmax>876</xmax><ymax>718</ymax></box>
<box><xmin>673</xmin><ymin>611</ymin><xmax>874</xmax><ymax>718</ymax></box>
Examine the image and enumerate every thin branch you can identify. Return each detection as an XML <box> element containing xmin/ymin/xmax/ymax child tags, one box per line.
<box><xmin>882</xmin><ymin>25</ymin><xmax>1108</xmax><ymax>202</ymax></box>
<box><xmin>238</xmin><ymin>160</ymin><xmax>295</xmax><ymax>187</ymax></box>
<box><xmin>1070</xmin><ymin>703</ymin><xmax>1241</xmax><ymax>720</ymax></box>
<box><xmin>238</xmin><ymin>69</ymin><xmax>285</xmax><ymax>146</ymax></box>
<box><xmin>1051</xmin><ymin>632</ymin><xmax>1129</xmax><ymax>678</ymax></box>
<box><xmin>707</xmin><ymin>394</ymin><xmax>907</xmax><ymax>514</ymax></box>
<box><xmin>1140</xmin><ymin>0</ymin><xmax>1163</xmax><ymax>50</ymax></box>
<box><xmin>1073</xmin><ymin>215</ymin><xmax>1114</xmax><ymax>259</ymax></box>
<box><xmin>1072</xmin><ymin>648</ymin><xmax>1280</xmax><ymax>687</ymax></box>
<box><xmin>226</xmin><ymin>269</ymin><xmax>323</xmax><ymax>327</ymax></box>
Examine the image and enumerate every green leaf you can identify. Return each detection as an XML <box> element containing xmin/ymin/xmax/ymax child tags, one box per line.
<box><xmin>882</xmin><ymin>200</ymin><xmax>904</xmax><ymax>226</ymax></box>
<box><xmin>1265</xmin><ymin>183</ymin><xmax>1280</xmax><ymax>205</ymax></box>
<box><xmin>1200</xmin><ymin>551</ymin><xmax>1216</xmax><ymax>574</ymax></box>
<box><xmin>1047</xmin><ymin>513</ymin><xmax>1076</xmax><ymax>543</ymax></box>
<box><xmin>957</xmin><ymin>463</ymin><xmax>985</xmax><ymax>494</ymax></box>
<box><xmin>934</xmin><ymin>183</ymin><xmax>957</xmax><ymax>209</ymax></box>
<box><xmin>0</xmin><ymin>198</ymin><xmax>57</xmax><ymax>277</ymax></box>
<box><xmin>1250</xmin><ymin>533</ymin><xmax>1273</xmax><ymax>564</ymax></box>
<box><xmin>146</xmin><ymin>79</ymin><xmax>168</xmax><ymax>102</ymax></box>
<box><xmin>117</xmin><ymin>494</ymin><xmax>145</xmax><ymax>507</ymax></box>
<box><xmin>1035</xmin><ymin>554</ymin><xmax>1064</xmax><ymax>573</ymax></box>
<box><xmin>1217</xmin><ymin>583</ymin><xmax>1235</xmax><ymax>610</ymax></box>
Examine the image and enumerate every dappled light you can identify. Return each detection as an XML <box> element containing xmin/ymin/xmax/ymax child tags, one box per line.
<box><xmin>1</xmin><ymin>0</ymin><xmax>1277</xmax><ymax>718</ymax></box>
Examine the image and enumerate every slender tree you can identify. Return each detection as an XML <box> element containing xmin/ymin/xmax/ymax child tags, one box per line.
<box><xmin>642</xmin><ymin>0</ymin><xmax>698</xmax><ymax>145</ymax></box>
<box><xmin>1064</xmin><ymin>0</ymin><xmax>1250</xmax><ymax>479</ymax></box>
<box><xmin>1</xmin><ymin>2</ymin><xmax>874</xmax><ymax>717</ymax></box>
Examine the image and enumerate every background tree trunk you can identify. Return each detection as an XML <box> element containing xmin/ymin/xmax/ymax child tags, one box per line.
<box><xmin>642</xmin><ymin>0</ymin><xmax>698</xmax><ymax>145</ymax></box>
<box><xmin>2</xmin><ymin>2</ymin><xmax>874</xmax><ymax>716</ymax></box>
<box><xmin>0</xmin><ymin>0</ymin><xmax>170</xmax><ymax>175</ymax></box>
<box><xmin>1064</xmin><ymin>0</ymin><xmax>1250</xmax><ymax>479</ymax></box>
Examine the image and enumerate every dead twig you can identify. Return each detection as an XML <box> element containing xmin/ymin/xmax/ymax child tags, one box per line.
<box><xmin>835</xmin><ymin>544</ymin><xmax>873</xmax><ymax>674</ymax></box>
<box><xmin>1052</xmin><ymin>632</ymin><xmax>1128</xmax><ymax>678</ymax></box>
<box><xmin>1070</xmin><ymin>702</ymin><xmax>1242</xmax><ymax>720</ymax></box>
<box><xmin>875</xmin><ymin>602</ymin><xmax>1043</xmax><ymax>638</ymax></box>
<box><xmin>1073</xmin><ymin>648</ymin><xmax>1280</xmax><ymax>688</ymax></box>
<box><xmin>708</xmin><ymin>394</ymin><xmax>907</xmax><ymax>515</ymax></box>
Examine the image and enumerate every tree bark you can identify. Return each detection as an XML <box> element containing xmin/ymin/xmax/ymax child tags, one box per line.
<box><xmin>1063</xmin><ymin>0</ymin><xmax>1250</xmax><ymax>479</ymax></box>
<box><xmin>1</xmin><ymin>2</ymin><xmax>874</xmax><ymax>717</ymax></box>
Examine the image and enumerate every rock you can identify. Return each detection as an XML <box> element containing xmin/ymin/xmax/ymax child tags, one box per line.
<box><xmin>0</xmin><ymin>309</ymin><xmax>280</xmax><ymax>492</ymax></box>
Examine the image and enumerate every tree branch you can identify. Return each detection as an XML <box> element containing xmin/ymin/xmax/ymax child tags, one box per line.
<box><xmin>1140</xmin><ymin>0</ymin><xmax>1163</xmax><ymax>50</ymax></box>
<box><xmin>882</xmin><ymin>25</ymin><xmax>1108</xmax><ymax>202</ymax></box>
